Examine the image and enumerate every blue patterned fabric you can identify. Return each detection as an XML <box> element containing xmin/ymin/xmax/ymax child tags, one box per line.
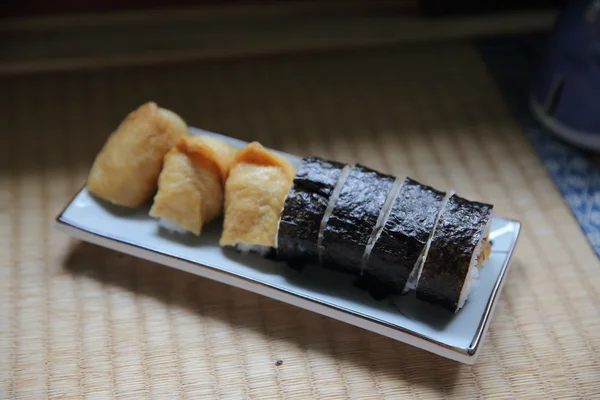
<box><xmin>478</xmin><ymin>35</ymin><xmax>600</xmax><ymax>256</ymax></box>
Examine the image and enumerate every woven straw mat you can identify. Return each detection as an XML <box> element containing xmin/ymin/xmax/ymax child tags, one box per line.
<box><xmin>1</xmin><ymin>43</ymin><xmax>600</xmax><ymax>399</ymax></box>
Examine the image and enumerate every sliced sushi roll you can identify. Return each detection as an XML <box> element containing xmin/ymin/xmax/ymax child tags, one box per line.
<box><xmin>320</xmin><ymin>164</ymin><xmax>395</xmax><ymax>275</ymax></box>
<box><xmin>276</xmin><ymin>156</ymin><xmax>346</xmax><ymax>266</ymax></box>
<box><xmin>219</xmin><ymin>142</ymin><xmax>295</xmax><ymax>257</ymax></box>
<box><xmin>87</xmin><ymin>102</ymin><xmax>189</xmax><ymax>208</ymax></box>
<box><xmin>415</xmin><ymin>194</ymin><xmax>494</xmax><ymax>312</ymax></box>
<box><xmin>149</xmin><ymin>135</ymin><xmax>238</xmax><ymax>235</ymax></box>
<box><xmin>363</xmin><ymin>177</ymin><xmax>446</xmax><ymax>297</ymax></box>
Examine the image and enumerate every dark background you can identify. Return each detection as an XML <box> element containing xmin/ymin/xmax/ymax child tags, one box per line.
<box><xmin>1</xmin><ymin>0</ymin><xmax>564</xmax><ymax>19</ymax></box>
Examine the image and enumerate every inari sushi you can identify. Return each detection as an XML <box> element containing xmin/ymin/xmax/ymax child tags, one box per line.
<box><xmin>277</xmin><ymin>156</ymin><xmax>346</xmax><ymax>266</ymax></box>
<box><xmin>415</xmin><ymin>194</ymin><xmax>493</xmax><ymax>312</ymax></box>
<box><xmin>149</xmin><ymin>135</ymin><xmax>238</xmax><ymax>235</ymax></box>
<box><xmin>363</xmin><ymin>178</ymin><xmax>446</xmax><ymax>297</ymax></box>
<box><xmin>87</xmin><ymin>102</ymin><xmax>189</xmax><ymax>208</ymax></box>
<box><xmin>219</xmin><ymin>142</ymin><xmax>295</xmax><ymax>256</ymax></box>
<box><xmin>320</xmin><ymin>164</ymin><xmax>395</xmax><ymax>275</ymax></box>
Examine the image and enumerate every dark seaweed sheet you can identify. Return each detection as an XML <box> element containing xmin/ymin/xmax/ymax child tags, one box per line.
<box><xmin>292</xmin><ymin>156</ymin><xmax>346</xmax><ymax>195</ymax></box>
<box><xmin>416</xmin><ymin>194</ymin><xmax>493</xmax><ymax>312</ymax></box>
<box><xmin>365</xmin><ymin>178</ymin><xmax>446</xmax><ymax>297</ymax></box>
<box><xmin>321</xmin><ymin>164</ymin><xmax>394</xmax><ymax>275</ymax></box>
<box><xmin>277</xmin><ymin>156</ymin><xmax>345</xmax><ymax>266</ymax></box>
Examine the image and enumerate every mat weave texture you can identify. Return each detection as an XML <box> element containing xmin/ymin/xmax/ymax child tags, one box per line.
<box><xmin>1</xmin><ymin>43</ymin><xmax>600</xmax><ymax>399</ymax></box>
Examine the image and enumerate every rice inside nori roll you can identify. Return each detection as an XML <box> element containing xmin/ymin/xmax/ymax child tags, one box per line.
<box><xmin>276</xmin><ymin>156</ymin><xmax>346</xmax><ymax>266</ymax></box>
<box><xmin>415</xmin><ymin>194</ymin><xmax>493</xmax><ymax>312</ymax></box>
<box><xmin>363</xmin><ymin>177</ymin><xmax>446</xmax><ymax>297</ymax></box>
<box><xmin>320</xmin><ymin>164</ymin><xmax>395</xmax><ymax>275</ymax></box>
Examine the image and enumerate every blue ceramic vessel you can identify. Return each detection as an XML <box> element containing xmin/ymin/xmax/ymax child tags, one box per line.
<box><xmin>531</xmin><ymin>0</ymin><xmax>600</xmax><ymax>150</ymax></box>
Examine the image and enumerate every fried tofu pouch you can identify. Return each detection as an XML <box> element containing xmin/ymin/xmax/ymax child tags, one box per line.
<box><xmin>149</xmin><ymin>135</ymin><xmax>238</xmax><ymax>235</ymax></box>
<box><xmin>219</xmin><ymin>142</ymin><xmax>295</xmax><ymax>253</ymax></box>
<box><xmin>87</xmin><ymin>102</ymin><xmax>189</xmax><ymax>207</ymax></box>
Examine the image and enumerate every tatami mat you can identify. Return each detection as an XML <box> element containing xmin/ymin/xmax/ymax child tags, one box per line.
<box><xmin>1</xmin><ymin>42</ymin><xmax>600</xmax><ymax>399</ymax></box>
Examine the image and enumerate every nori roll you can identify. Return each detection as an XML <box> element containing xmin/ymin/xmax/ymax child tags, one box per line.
<box><xmin>364</xmin><ymin>178</ymin><xmax>446</xmax><ymax>297</ymax></box>
<box><xmin>415</xmin><ymin>194</ymin><xmax>493</xmax><ymax>312</ymax></box>
<box><xmin>276</xmin><ymin>156</ymin><xmax>346</xmax><ymax>265</ymax></box>
<box><xmin>320</xmin><ymin>164</ymin><xmax>395</xmax><ymax>275</ymax></box>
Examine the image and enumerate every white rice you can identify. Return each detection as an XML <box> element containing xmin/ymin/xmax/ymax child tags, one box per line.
<box><xmin>402</xmin><ymin>189</ymin><xmax>454</xmax><ymax>293</ymax></box>
<box><xmin>361</xmin><ymin>177</ymin><xmax>404</xmax><ymax>275</ymax></box>
<box><xmin>234</xmin><ymin>243</ymin><xmax>273</xmax><ymax>256</ymax></box>
<box><xmin>317</xmin><ymin>164</ymin><xmax>352</xmax><ymax>264</ymax></box>
<box><xmin>158</xmin><ymin>217</ymin><xmax>187</xmax><ymax>234</ymax></box>
<box><xmin>457</xmin><ymin>265</ymin><xmax>480</xmax><ymax>310</ymax></box>
<box><xmin>457</xmin><ymin>216</ymin><xmax>492</xmax><ymax>310</ymax></box>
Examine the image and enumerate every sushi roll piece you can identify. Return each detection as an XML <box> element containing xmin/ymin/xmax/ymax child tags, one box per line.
<box><xmin>415</xmin><ymin>194</ymin><xmax>494</xmax><ymax>312</ymax></box>
<box><xmin>320</xmin><ymin>164</ymin><xmax>395</xmax><ymax>275</ymax></box>
<box><xmin>87</xmin><ymin>102</ymin><xmax>189</xmax><ymax>208</ymax></box>
<box><xmin>276</xmin><ymin>156</ymin><xmax>346</xmax><ymax>266</ymax></box>
<box><xmin>363</xmin><ymin>178</ymin><xmax>446</xmax><ymax>297</ymax></box>
<box><xmin>219</xmin><ymin>142</ymin><xmax>295</xmax><ymax>257</ymax></box>
<box><xmin>148</xmin><ymin>135</ymin><xmax>238</xmax><ymax>235</ymax></box>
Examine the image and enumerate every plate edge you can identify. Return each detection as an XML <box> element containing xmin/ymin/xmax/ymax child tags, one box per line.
<box><xmin>54</xmin><ymin>127</ymin><xmax>522</xmax><ymax>364</ymax></box>
<box><xmin>54</xmin><ymin>194</ymin><xmax>520</xmax><ymax>365</ymax></box>
<box><xmin>467</xmin><ymin>220</ymin><xmax>522</xmax><ymax>357</ymax></box>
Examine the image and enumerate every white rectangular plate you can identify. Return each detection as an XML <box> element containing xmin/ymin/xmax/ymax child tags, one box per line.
<box><xmin>55</xmin><ymin>128</ymin><xmax>521</xmax><ymax>365</ymax></box>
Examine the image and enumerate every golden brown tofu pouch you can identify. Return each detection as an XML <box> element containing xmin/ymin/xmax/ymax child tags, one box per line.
<box><xmin>219</xmin><ymin>142</ymin><xmax>295</xmax><ymax>253</ymax></box>
<box><xmin>193</xmin><ymin>135</ymin><xmax>239</xmax><ymax>184</ymax></box>
<box><xmin>149</xmin><ymin>135</ymin><xmax>238</xmax><ymax>236</ymax></box>
<box><xmin>86</xmin><ymin>102</ymin><xmax>189</xmax><ymax>208</ymax></box>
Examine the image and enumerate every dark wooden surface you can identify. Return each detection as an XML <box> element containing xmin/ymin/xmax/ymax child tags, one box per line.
<box><xmin>0</xmin><ymin>1</ymin><xmax>555</xmax><ymax>75</ymax></box>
